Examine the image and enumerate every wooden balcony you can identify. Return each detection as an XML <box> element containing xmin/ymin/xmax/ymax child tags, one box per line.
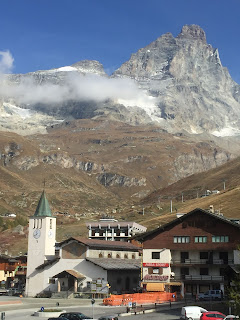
<box><xmin>171</xmin><ymin>259</ymin><xmax>233</xmax><ymax>266</ymax></box>
<box><xmin>170</xmin><ymin>275</ymin><xmax>224</xmax><ymax>282</ymax></box>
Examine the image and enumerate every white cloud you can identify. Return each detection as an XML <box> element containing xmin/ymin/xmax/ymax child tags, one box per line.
<box><xmin>0</xmin><ymin>51</ymin><xmax>14</xmax><ymax>74</ymax></box>
<box><xmin>0</xmin><ymin>71</ymin><xmax>157</xmax><ymax>107</ymax></box>
<box><xmin>0</xmin><ymin>52</ymin><xmax>160</xmax><ymax>120</ymax></box>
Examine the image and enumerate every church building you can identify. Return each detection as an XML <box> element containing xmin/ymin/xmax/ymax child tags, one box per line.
<box><xmin>25</xmin><ymin>191</ymin><xmax>141</xmax><ymax>297</ymax></box>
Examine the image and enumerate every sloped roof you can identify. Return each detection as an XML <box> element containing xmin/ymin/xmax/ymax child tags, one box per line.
<box><xmin>34</xmin><ymin>190</ymin><xmax>52</xmax><ymax>217</ymax></box>
<box><xmin>53</xmin><ymin>269</ymin><xmax>86</xmax><ymax>279</ymax></box>
<box><xmin>134</xmin><ymin>207</ymin><xmax>240</xmax><ymax>242</ymax></box>
<box><xmin>86</xmin><ymin>258</ymin><xmax>141</xmax><ymax>270</ymax></box>
<box><xmin>58</xmin><ymin>237</ymin><xmax>141</xmax><ymax>252</ymax></box>
<box><xmin>36</xmin><ymin>257</ymin><xmax>60</xmax><ymax>270</ymax></box>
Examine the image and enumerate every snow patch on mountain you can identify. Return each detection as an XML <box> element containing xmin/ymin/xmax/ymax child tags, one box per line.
<box><xmin>212</xmin><ymin>127</ymin><xmax>240</xmax><ymax>137</ymax></box>
<box><xmin>55</xmin><ymin>66</ymin><xmax>78</xmax><ymax>72</ymax></box>
<box><xmin>117</xmin><ymin>95</ymin><xmax>163</xmax><ymax>122</ymax></box>
<box><xmin>3</xmin><ymin>102</ymin><xmax>33</xmax><ymax>119</ymax></box>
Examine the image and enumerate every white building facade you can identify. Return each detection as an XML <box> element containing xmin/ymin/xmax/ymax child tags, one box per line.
<box><xmin>26</xmin><ymin>192</ymin><xmax>141</xmax><ymax>297</ymax></box>
<box><xmin>86</xmin><ymin>219</ymin><xmax>147</xmax><ymax>241</ymax></box>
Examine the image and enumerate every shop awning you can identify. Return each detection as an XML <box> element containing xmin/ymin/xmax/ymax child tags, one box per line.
<box><xmin>143</xmin><ymin>283</ymin><xmax>165</xmax><ymax>291</ymax></box>
<box><xmin>167</xmin><ymin>282</ymin><xmax>182</xmax><ymax>286</ymax></box>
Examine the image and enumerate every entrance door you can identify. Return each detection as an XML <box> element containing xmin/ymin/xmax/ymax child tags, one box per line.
<box><xmin>68</xmin><ymin>277</ymin><xmax>74</xmax><ymax>291</ymax></box>
<box><xmin>219</xmin><ymin>252</ymin><xmax>228</xmax><ymax>264</ymax></box>
<box><xmin>181</xmin><ymin>252</ymin><xmax>189</xmax><ymax>263</ymax></box>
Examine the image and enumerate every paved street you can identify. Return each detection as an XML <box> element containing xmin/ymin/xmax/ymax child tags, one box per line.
<box><xmin>0</xmin><ymin>296</ymin><xmax>183</xmax><ymax>320</ymax></box>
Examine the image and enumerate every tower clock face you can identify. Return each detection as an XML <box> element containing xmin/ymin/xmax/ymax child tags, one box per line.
<box><xmin>33</xmin><ymin>229</ymin><xmax>41</xmax><ymax>239</ymax></box>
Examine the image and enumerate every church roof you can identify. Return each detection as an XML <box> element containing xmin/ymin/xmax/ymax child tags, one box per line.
<box><xmin>86</xmin><ymin>258</ymin><xmax>141</xmax><ymax>270</ymax></box>
<box><xmin>58</xmin><ymin>237</ymin><xmax>141</xmax><ymax>251</ymax></box>
<box><xmin>34</xmin><ymin>191</ymin><xmax>52</xmax><ymax>217</ymax></box>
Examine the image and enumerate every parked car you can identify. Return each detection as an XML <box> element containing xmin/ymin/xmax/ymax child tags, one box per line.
<box><xmin>197</xmin><ymin>290</ymin><xmax>222</xmax><ymax>301</ymax></box>
<box><xmin>98</xmin><ymin>316</ymin><xmax>118</xmax><ymax>320</ymax></box>
<box><xmin>7</xmin><ymin>288</ymin><xmax>24</xmax><ymax>296</ymax></box>
<box><xmin>180</xmin><ymin>306</ymin><xmax>208</xmax><ymax>320</ymax></box>
<box><xmin>48</xmin><ymin>318</ymin><xmax>68</xmax><ymax>320</ymax></box>
<box><xmin>200</xmin><ymin>311</ymin><xmax>226</xmax><ymax>320</ymax></box>
<box><xmin>223</xmin><ymin>316</ymin><xmax>239</xmax><ymax>320</ymax></box>
<box><xmin>59</xmin><ymin>312</ymin><xmax>92</xmax><ymax>319</ymax></box>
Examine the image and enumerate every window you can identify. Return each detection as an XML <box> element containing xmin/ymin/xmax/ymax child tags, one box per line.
<box><xmin>48</xmin><ymin>278</ymin><xmax>55</xmax><ymax>284</ymax></box>
<box><xmin>148</xmin><ymin>267</ymin><xmax>163</xmax><ymax>275</ymax></box>
<box><xmin>124</xmin><ymin>254</ymin><xmax>128</xmax><ymax>259</ymax></box>
<box><xmin>200</xmin><ymin>252</ymin><xmax>208</xmax><ymax>259</ymax></box>
<box><xmin>195</xmin><ymin>236</ymin><xmax>207</xmax><ymax>243</ymax></box>
<box><xmin>152</xmin><ymin>252</ymin><xmax>160</xmax><ymax>259</ymax></box>
<box><xmin>116</xmin><ymin>254</ymin><xmax>120</xmax><ymax>258</ymax></box>
<box><xmin>107</xmin><ymin>253</ymin><xmax>112</xmax><ymax>258</ymax></box>
<box><xmin>132</xmin><ymin>254</ymin><xmax>135</xmax><ymax>259</ymax></box>
<box><xmin>200</xmin><ymin>268</ymin><xmax>209</xmax><ymax>275</ymax></box>
<box><xmin>99</xmin><ymin>253</ymin><xmax>103</xmax><ymax>258</ymax></box>
<box><xmin>50</xmin><ymin>219</ymin><xmax>52</xmax><ymax>229</ymax></box>
<box><xmin>212</xmin><ymin>236</ymin><xmax>229</xmax><ymax>243</ymax></box>
<box><xmin>174</xmin><ymin>236</ymin><xmax>190</xmax><ymax>243</ymax></box>
<box><xmin>220</xmin><ymin>268</ymin><xmax>225</xmax><ymax>276</ymax></box>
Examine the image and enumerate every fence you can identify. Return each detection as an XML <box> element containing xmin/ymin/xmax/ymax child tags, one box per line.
<box><xmin>103</xmin><ymin>291</ymin><xmax>177</xmax><ymax>306</ymax></box>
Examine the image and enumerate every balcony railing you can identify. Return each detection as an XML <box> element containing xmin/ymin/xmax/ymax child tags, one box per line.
<box><xmin>170</xmin><ymin>275</ymin><xmax>224</xmax><ymax>282</ymax></box>
<box><xmin>171</xmin><ymin>259</ymin><xmax>233</xmax><ymax>265</ymax></box>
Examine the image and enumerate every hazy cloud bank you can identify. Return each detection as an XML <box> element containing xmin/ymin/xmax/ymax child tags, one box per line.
<box><xmin>0</xmin><ymin>50</ymin><xmax>158</xmax><ymax>118</ymax></box>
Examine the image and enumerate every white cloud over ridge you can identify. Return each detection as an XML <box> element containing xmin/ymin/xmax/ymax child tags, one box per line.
<box><xmin>0</xmin><ymin>51</ymin><xmax>160</xmax><ymax>120</ymax></box>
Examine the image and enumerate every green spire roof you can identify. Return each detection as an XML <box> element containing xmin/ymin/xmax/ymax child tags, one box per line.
<box><xmin>34</xmin><ymin>191</ymin><xmax>52</xmax><ymax>217</ymax></box>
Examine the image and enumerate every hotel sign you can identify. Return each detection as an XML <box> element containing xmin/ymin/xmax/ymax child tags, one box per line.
<box><xmin>143</xmin><ymin>275</ymin><xmax>169</xmax><ymax>281</ymax></box>
<box><xmin>143</xmin><ymin>263</ymin><xmax>169</xmax><ymax>267</ymax></box>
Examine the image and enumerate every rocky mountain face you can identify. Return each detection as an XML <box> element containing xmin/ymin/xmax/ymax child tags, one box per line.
<box><xmin>0</xmin><ymin>25</ymin><xmax>240</xmax><ymax>218</ymax></box>
<box><xmin>113</xmin><ymin>24</ymin><xmax>240</xmax><ymax>135</ymax></box>
<box><xmin>0</xmin><ymin>120</ymin><xmax>235</xmax><ymax>218</ymax></box>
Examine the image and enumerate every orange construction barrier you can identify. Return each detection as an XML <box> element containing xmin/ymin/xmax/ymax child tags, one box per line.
<box><xmin>102</xmin><ymin>292</ymin><xmax>177</xmax><ymax>306</ymax></box>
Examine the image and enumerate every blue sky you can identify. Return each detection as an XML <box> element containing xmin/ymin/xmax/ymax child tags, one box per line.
<box><xmin>1</xmin><ymin>0</ymin><xmax>240</xmax><ymax>83</ymax></box>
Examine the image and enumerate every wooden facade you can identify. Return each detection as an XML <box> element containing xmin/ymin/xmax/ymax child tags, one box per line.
<box><xmin>136</xmin><ymin>208</ymin><xmax>240</xmax><ymax>297</ymax></box>
<box><xmin>143</xmin><ymin>209</ymin><xmax>240</xmax><ymax>251</ymax></box>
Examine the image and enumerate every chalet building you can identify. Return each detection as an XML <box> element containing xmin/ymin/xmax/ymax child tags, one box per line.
<box><xmin>86</xmin><ymin>219</ymin><xmax>147</xmax><ymax>241</ymax></box>
<box><xmin>0</xmin><ymin>254</ymin><xmax>27</xmax><ymax>292</ymax></box>
<box><xmin>25</xmin><ymin>191</ymin><xmax>141</xmax><ymax>297</ymax></box>
<box><xmin>135</xmin><ymin>208</ymin><xmax>240</xmax><ymax>297</ymax></box>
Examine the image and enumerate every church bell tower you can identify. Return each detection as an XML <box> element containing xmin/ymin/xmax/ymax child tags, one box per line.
<box><xmin>25</xmin><ymin>190</ymin><xmax>56</xmax><ymax>297</ymax></box>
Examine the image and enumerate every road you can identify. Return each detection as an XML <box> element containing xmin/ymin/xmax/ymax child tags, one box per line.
<box><xmin>0</xmin><ymin>296</ymin><xmax>182</xmax><ymax>320</ymax></box>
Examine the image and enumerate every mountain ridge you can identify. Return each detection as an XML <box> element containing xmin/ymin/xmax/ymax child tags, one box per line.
<box><xmin>0</xmin><ymin>24</ymin><xmax>240</xmax><ymax>138</ymax></box>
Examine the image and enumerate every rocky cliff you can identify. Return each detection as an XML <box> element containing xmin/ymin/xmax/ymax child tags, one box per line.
<box><xmin>113</xmin><ymin>24</ymin><xmax>240</xmax><ymax>135</ymax></box>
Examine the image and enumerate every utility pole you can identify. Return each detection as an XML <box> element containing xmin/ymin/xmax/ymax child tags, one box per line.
<box><xmin>170</xmin><ymin>199</ymin><xmax>173</xmax><ymax>213</ymax></box>
<box><xmin>142</xmin><ymin>207</ymin><xmax>145</xmax><ymax>215</ymax></box>
<box><xmin>223</xmin><ymin>180</ymin><xmax>226</xmax><ymax>191</ymax></box>
<box><xmin>181</xmin><ymin>192</ymin><xmax>184</xmax><ymax>203</ymax></box>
